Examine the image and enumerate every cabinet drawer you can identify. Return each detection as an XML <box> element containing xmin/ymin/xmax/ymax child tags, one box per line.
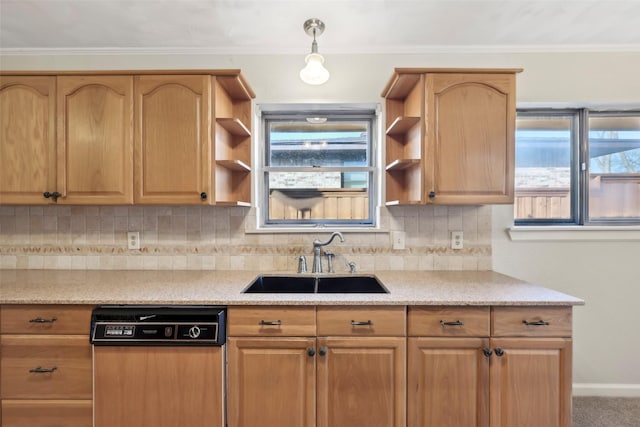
<box><xmin>227</xmin><ymin>306</ymin><xmax>316</xmax><ymax>336</ymax></box>
<box><xmin>0</xmin><ymin>335</ymin><xmax>92</xmax><ymax>399</ymax></box>
<box><xmin>0</xmin><ymin>305</ymin><xmax>92</xmax><ymax>335</ymax></box>
<box><xmin>1</xmin><ymin>399</ymin><xmax>92</xmax><ymax>427</ymax></box>
<box><xmin>492</xmin><ymin>306</ymin><xmax>572</xmax><ymax>337</ymax></box>
<box><xmin>408</xmin><ymin>306</ymin><xmax>490</xmax><ymax>337</ymax></box>
<box><xmin>317</xmin><ymin>306</ymin><xmax>405</xmax><ymax>336</ymax></box>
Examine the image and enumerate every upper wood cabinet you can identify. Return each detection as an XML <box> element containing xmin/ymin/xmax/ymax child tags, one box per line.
<box><xmin>134</xmin><ymin>75</ymin><xmax>212</xmax><ymax>204</ymax></box>
<box><xmin>381</xmin><ymin>68</ymin><xmax>521</xmax><ymax>205</ymax></box>
<box><xmin>0</xmin><ymin>76</ymin><xmax>57</xmax><ymax>204</ymax></box>
<box><xmin>58</xmin><ymin>75</ymin><xmax>134</xmax><ymax>204</ymax></box>
<box><xmin>1</xmin><ymin>70</ymin><xmax>254</xmax><ymax>206</ymax></box>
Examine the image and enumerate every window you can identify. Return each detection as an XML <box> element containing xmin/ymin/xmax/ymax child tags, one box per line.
<box><xmin>515</xmin><ymin>109</ymin><xmax>640</xmax><ymax>225</ymax></box>
<box><xmin>260</xmin><ymin>107</ymin><xmax>377</xmax><ymax>228</ymax></box>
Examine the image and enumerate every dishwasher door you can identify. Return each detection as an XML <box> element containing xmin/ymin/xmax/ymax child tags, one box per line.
<box><xmin>94</xmin><ymin>345</ymin><xmax>224</xmax><ymax>427</ymax></box>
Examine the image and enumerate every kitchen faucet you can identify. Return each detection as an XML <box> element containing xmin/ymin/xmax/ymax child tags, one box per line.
<box><xmin>312</xmin><ymin>232</ymin><xmax>344</xmax><ymax>273</ymax></box>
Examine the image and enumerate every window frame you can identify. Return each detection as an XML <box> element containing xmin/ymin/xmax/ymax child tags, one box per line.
<box><xmin>257</xmin><ymin>105</ymin><xmax>379</xmax><ymax>229</ymax></box>
<box><xmin>515</xmin><ymin>107</ymin><xmax>640</xmax><ymax>226</ymax></box>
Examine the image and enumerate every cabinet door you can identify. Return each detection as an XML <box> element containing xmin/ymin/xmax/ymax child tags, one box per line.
<box><xmin>227</xmin><ymin>337</ymin><xmax>316</xmax><ymax>427</ymax></box>
<box><xmin>57</xmin><ymin>75</ymin><xmax>133</xmax><ymax>204</ymax></box>
<box><xmin>317</xmin><ymin>337</ymin><xmax>406</xmax><ymax>427</ymax></box>
<box><xmin>0</xmin><ymin>76</ymin><xmax>57</xmax><ymax>204</ymax></box>
<box><xmin>490</xmin><ymin>338</ymin><xmax>572</xmax><ymax>427</ymax></box>
<box><xmin>408</xmin><ymin>337</ymin><xmax>490</xmax><ymax>427</ymax></box>
<box><xmin>134</xmin><ymin>75</ymin><xmax>212</xmax><ymax>204</ymax></box>
<box><xmin>427</xmin><ymin>73</ymin><xmax>516</xmax><ymax>204</ymax></box>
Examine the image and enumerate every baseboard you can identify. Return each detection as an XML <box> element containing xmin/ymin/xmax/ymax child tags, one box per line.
<box><xmin>573</xmin><ymin>383</ymin><xmax>640</xmax><ymax>397</ymax></box>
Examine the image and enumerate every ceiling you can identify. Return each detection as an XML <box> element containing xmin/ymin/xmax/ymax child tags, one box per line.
<box><xmin>1</xmin><ymin>0</ymin><xmax>640</xmax><ymax>55</ymax></box>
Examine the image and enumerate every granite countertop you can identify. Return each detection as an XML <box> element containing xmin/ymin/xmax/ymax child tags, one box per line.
<box><xmin>0</xmin><ymin>269</ymin><xmax>584</xmax><ymax>306</ymax></box>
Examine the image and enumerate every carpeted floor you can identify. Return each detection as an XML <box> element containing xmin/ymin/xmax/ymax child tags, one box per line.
<box><xmin>573</xmin><ymin>397</ymin><xmax>640</xmax><ymax>427</ymax></box>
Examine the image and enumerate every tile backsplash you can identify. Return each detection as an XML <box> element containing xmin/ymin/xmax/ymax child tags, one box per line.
<box><xmin>0</xmin><ymin>205</ymin><xmax>492</xmax><ymax>271</ymax></box>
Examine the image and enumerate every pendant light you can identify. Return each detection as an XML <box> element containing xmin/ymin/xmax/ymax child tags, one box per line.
<box><xmin>299</xmin><ymin>18</ymin><xmax>330</xmax><ymax>85</ymax></box>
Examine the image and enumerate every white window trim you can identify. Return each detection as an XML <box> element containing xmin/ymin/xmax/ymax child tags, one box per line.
<box><xmin>507</xmin><ymin>226</ymin><xmax>640</xmax><ymax>242</ymax></box>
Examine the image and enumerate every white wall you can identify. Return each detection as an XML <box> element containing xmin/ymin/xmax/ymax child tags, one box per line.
<box><xmin>3</xmin><ymin>50</ymin><xmax>640</xmax><ymax>395</ymax></box>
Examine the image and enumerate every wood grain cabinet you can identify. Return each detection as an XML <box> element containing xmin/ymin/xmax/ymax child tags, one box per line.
<box><xmin>0</xmin><ymin>304</ymin><xmax>93</xmax><ymax>427</ymax></box>
<box><xmin>407</xmin><ymin>305</ymin><xmax>572</xmax><ymax>427</ymax></box>
<box><xmin>0</xmin><ymin>76</ymin><xmax>57</xmax><ymax>204</ymax></box>
<box><xmin>1</xmin><ymin>70</ymin><xmax>254</xmax><ymax>206</ymax></box>
<box><xmin>227</xmin><ymin>305</ymin><xmax>406</xmax><ymax>427</ymax></box>
<box><xmin>381</xmin><ymin>68</ymin><xmax>522</xmax><ymax>205</ymax></box>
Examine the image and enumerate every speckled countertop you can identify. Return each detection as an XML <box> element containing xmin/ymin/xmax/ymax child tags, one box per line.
<box><xmin>0</xmin><ymin>270</ymin><xmax>584</xmax><ymax>306</ymax></box>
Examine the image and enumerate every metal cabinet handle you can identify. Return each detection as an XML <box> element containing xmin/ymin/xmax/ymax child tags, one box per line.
<box><xmin>482</xmin><ymin>348</ymin><xmax>493</xmax><ymax>357</ymax></box>
<box><xmin>428</xmin><ymin>191</ymin><xmax>436</xmax><ymax>199</ymax></box>
<box><xmin>523</xmin><ymin>320</ymin><xmax>550</xmax><ymax>326</ymax></box>
<box><xmin>495</xmin><ymin>348</ymin><xmax>505</xmax><ymax>357</ymax></box>
<box><xmin>200</xmin><ymin>192</ymin><xmax>208</xmax><ymax>200</ymax></box>
<box><xmin>43</xmin><ymin>191</ymin><xmax>61</xmax><ymax>201</ymax></box>
<box><xmin>29</xmin><ymin>317</ymin><xmax>58</xmax><ymax>324</ymax></box>
<box><xmin>307</xmin><ymin>348</ymin><xmax>316</xmax><ymax>357</ymax></box>
<box><xmin>30</xmin><ymin>366</ymin><xmax>58</xmax><ymax>374</ymax></box>
<box><xmin>318</xmin><ymin>347</ymin><xmax>327</xmax><ymax>356</ymax></box>
<box><xmin>351</xmin><ymin>320</ymin><xmax>374</xmax><ymax>326</ymax></box>
<box><xmin>259</xmin><ymin>320</ymin><xmax>282</xmax><ymax>326</ymax></box>
<box><xmin>440</xmin><ymin>320</ymin><xmax>464</xmax><ymax>326</ymax></box>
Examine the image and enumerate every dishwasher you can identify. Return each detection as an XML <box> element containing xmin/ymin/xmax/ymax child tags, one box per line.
<box><xmin>90</xmin><ymin>305</ymin><xmax>226</xmax><ymax>427</ymax></box>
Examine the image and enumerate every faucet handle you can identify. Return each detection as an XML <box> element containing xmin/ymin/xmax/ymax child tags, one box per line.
<box><xmin>348</xmin><ymin>261</ymin><xmax>357</xmax><ymax>274</ymax></box>
<box><xmin>325</xmin><ymin>251</ymin><xmax>335</xmax><ymax>273</ymax></box>
<box><xmin>298</xmin><ymin>255</ymin><xmax>308</xmax><ymax>273</ymax></box>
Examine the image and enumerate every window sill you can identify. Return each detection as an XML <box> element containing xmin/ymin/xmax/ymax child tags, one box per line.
<box><xmin>507</xmin><ymin>226</ymin><xmax>640</xmax><ymax>242</ymax></box>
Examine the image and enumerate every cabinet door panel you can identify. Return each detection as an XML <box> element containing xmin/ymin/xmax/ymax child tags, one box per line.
<box><xmin>0</xmin><ymin>76</ymin><xmax>56</xmax><ymax>204</ymax></box>
<box><xmin>408</xmin><ymin>337</ymin><xmax>489</xmax><ymax>427</ymax></box>
<box><xmin>227</xmin><ymin>337</ymin><xmax>316</xmax><ymax>427</ymax></box>
<box><xmin>135</xmin><ymin>75</ymin><xmax>212</xmax><ymax>204</ymax></box>
<box><xmin>0</xmin><ymin>335</ymin><xmax>92</xmax><ymax>399</ymax></box>
<box><xmin>57</xmin><ymin>75</ymin><xmax>133</xmax><ymax>204</ymax></box>
<box><xmin>317</xmin><ymin>337</ymin><xmax>406</xmax><ymax>427</ymax></box>
<box><xmin>427</xmin><ymin>73</ymin><xmax>516</xmax><ymax>204</ymax></box>
<box><xmin>2</xmin><ymin>399</ymin><xmax>92</xmax><ymax>427</ymax></box>
<box><xmin>490</xmin><ymin>338</ymin><xmax>572</xmax><ymax>427</ymax></box>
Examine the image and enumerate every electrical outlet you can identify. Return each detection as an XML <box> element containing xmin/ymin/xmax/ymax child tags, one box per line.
<box><xmin>127</xmin><ymin>231</ymin><xmax>140</xmax><ymax>250</ymax></box>
<box><xmin>391</xmin><ymin>231</ymin><xmax>406</xmax><ymax>250</ymax></box>
<box><xmin>451</xmin><ymin>231</ymin><xmax>463</xmax><ymax>250</ymax></box>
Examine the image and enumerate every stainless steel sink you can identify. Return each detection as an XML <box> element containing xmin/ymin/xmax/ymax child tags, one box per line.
<box><xmin>242</xmin><ymin>275</ymin><xmax>388</xmax><ymax>294</ymax></box>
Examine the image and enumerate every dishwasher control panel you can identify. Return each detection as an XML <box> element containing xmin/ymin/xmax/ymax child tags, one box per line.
<box><xmin>90</xmin><ymin>305</ymin><xmax>226</xmax><ymax>346</ymax></box>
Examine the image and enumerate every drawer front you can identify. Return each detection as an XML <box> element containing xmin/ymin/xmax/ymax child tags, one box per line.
<box><xmin>0</xmin><ymin>305</ymin><xmax>92</xmax><ymax>335</ymax></box>
<box><xmin>0</xmin><ymin>335</ymin><xmax>92</xmax><ymax>399</ymax></box>
<box><xmin>492</xmin><ymin>306</ymin><xmax>572</xmax><ymax>337</ymax></box>
<box><xmin>408</xmin><ymin>306</ymin><xmax>490</xmax><ymax>337</ymax></box>
<box><xmin>317</xmin><ymin>306</ymin><xmax>406</xmax><ymax>336</ymax></box>
<box><xmin>1</xmin><ymin>400</ymin><xmax>93</xmax><ymax>427</ymax></box>
<box><xmin>227</xmin><ymin>306</ymin><xmax>316</xmax><ymax>336</ymax></box>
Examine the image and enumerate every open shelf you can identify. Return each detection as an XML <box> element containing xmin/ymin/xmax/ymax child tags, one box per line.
<box><xmin>385</xmin><ymin>159</ymin><xmax>421</xmax><ymax>171</ymax></box>
<box><xmin>216</xmin><ymin>118</ymin><xmax>251</xmax><ymax>137</ymax></box>
<box><xmin>385</xmin><ymin>116</ymin><xmax>420</xmax><ymax>136</ymax></box>
<box><xmin>216</xmin><ymin>159</ymin><xmax>251</xmax><ymax>172</ymax></box>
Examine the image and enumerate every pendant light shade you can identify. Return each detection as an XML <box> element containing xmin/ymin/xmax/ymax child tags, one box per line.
<box><xmin>300</xmin><ymin>18</ymin><xmax>330</xmax><ymax>85</ymax></box>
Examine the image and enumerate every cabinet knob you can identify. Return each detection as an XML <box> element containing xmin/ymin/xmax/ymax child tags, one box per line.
<box><xmin>495</xmin><ymin>348</ymin><xmax>505</xmax><ymax>357</ymax></box>
<box><xmin>318</xmin><ymin>346</ymin><xmax>328</xmax><ymax>356</ymax></box>
<box><xmin>482</xmin><ymin>348</ymin><xmax>493</xmax><ymax>357</ymax></box>
<box><xmin>200</xmin><ymin>192</ymin><xmax>208</xmax><ymax>200</ymax></box>
<box><xmin>428</xmin><ymin>191</ymin><xmax>436</xmax><ymax>199</ymax></box>
<box><xmin>307</xmin><ymin>348</ymin><xmax>316</xmax><ymax>357</ymax></box>
<box><xmin>43</xmin><ymin>191</ymin><xmax>61</xmax><ymax>201</ymax></box>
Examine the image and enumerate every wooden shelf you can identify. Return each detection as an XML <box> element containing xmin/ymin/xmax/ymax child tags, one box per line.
<box><xmin>385</xmin><ymin>200</ymin><xmax>423</xmax><ymax>206</ymax></box>
<box><xmin>385</xmin><ymin>159</ymin><xmax>421</xmax><ymax>171</ymax></box>
<box><xmin>385</xmin><ymin>116</ymin><xmax>420</xmax><ymax>136</ymax></box>
<box><xmin>216</xmin><ymin>159</ymin><xmax>251</xmax><ymax>172</ymax></box>
<box><xmin>216</xmin><ymin>200</ymin><xmax>251</xmax><ymax>207</ymax></box>
<box><xmin>216</xmin><ymin>118</ymin><xmax>251</xmax><ymax>137</ymax></box>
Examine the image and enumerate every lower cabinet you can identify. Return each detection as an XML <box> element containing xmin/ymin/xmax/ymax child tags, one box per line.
<box><xmin>0</xmin><ymin>305</ymin><xmax>93</xmax><ymax>427</ymax></box>
<box><xmin>227</xmin><ymin>305</ymin><xmax>406</xmax><ymax>427</ymax></box>
<box><xmin>407</xmin><ymin>306</ymin><xmax>572</xmax><ymax>427</ymax></box>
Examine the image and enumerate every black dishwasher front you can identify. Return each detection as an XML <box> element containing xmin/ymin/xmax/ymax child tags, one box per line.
<box><xmin>90</xmin><ymin>305</ymin><xmax>226</xmax><ymax>427</ymax></box>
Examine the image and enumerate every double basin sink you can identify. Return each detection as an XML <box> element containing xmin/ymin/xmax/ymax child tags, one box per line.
<box><xmin>243</xmin><ymin>274</ymin><xmax>388</xmax><ymax>294</ymax></box>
